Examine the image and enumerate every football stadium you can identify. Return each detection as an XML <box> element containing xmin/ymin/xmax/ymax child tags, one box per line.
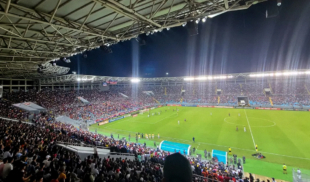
<box><xmin>0</xmin><ymin>0</ymin><xmax>309</xmax><ymax>182</ymax></box>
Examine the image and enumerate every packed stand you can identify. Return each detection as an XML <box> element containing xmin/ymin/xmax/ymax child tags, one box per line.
<box><xmin>0</xmin><ymin>116</ymin><xmax>260</xmax><ymax>182</ymax></box>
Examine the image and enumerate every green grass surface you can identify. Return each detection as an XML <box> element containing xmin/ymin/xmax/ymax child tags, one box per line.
<box><xmin>89</xmin><ymin>107</ymin><xmax>310</xmax><ymax>181</ymax></box>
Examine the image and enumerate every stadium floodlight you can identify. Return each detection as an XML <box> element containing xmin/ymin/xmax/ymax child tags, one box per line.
<box><xmin>195</xmin><ymin>18</ymin><xmax>200</xmax><ymax>24</ymax></box>
<box><xmin>166</xmin><ymin>27</ymin><xmax>170</xmax><ymax>31</ymax></box>
<box><xmin>195</xmin><ymin>76</ymin><xmax>207</xmax><ymax>80</ymax></box>
<box><xmin>131</xmin><ymin>78</ymin><xmax>141</xmax><ymax>83</ymax></box>
<box><xmin>166</xmin><ymin>72</ymin><xmax>169</xmax><ymax>75</ymax></box>
<box><xmin>249</xmin><ymin>70</ymin><xmax>310</xmax><ymax>77</ymax></box>
<box><xmin>184</xmin><ymin>77</ymin><xmax>195</xmax><ymax>81</ymax></box>
<box><xmin>202</xmin><ymin>17</ymin><xmax>207</xmax><ymax>22</ymax></box>
<box><xmin>182</xmin><ymin>22</ymin><xmax>187</xmax><ymax>27</ymax></box>
<box><xmin>76</xmin><ymin>77</ymin><xmax>95</xmax><ymax>81</ymax></box>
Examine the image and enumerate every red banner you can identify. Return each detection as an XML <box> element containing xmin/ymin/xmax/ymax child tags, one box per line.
<box><xmin>255</xmin><ymin>107</ymin><xmax>281</xmax><ymax>110</ymax></box>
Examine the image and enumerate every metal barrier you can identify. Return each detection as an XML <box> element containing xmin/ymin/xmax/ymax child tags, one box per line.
<box><xmin>56</xmin><ymin>141</ymin><xmax>135</xmax><ymax>157</ymax></box>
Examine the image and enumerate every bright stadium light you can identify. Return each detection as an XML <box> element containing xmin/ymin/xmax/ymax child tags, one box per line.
<box><xmin>184</xmin><ymin>77</ymin><xmax>195</xmax><ymax>81</ymax></box>
<box><xmin>202</xmin><ymin>17</ymin><xmax>207</xmax><ymax>22</ymax></box>
<box><xmin>131</xmin><ymin>78</ymin><xmax>141</xmax><ymax>83</ymax></box>
<box><xmin>76</xmin><ymin>77</ymin><xmax>95</xmax><ymax>81</ymax></box>
<box><xmin>195</xmin><ymin>18</ymin><xmax>200</xmax><ymax>24</ymax></box>
<box><xmin>166</xmin><ymin>72</ymin><xmax>169</xmax><ymax>75</ymax></box>
<box><xmin>182</xmin><ymin>22</ymin><xmax>187</xmax><ymax>27</ymax></box>
<box><xmin>195</xmin><ymin>76</ymin><xmax>207</xmax><ymax>80</ymax></box>
<box><xmin>249</xmin><ymin>70</ymin><xmax>310</xmax><ymax>77</ymax></box>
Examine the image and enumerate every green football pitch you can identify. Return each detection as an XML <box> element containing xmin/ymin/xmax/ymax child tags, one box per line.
<box><xmin>89</xmin><ymin>107</ymin><xmax>310</xmax><ymax>181</ymax></box>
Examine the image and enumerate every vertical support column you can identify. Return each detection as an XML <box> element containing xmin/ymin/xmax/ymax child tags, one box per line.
<box><xmin>9</xmin><ymin>79</ymin><xmax>12</xmax><ymax>93</ymax></box>
<box><xmin>91</xmin><ymin>83</ymin><xmax>93</xmax><ymax>90</ymax></box>
<box><xmin>38</xmin><ymin>79</ymin><xmax>42</xmax><ymax>91</ymax></box>
<box><xmin>18</xmin><ymin>80</ymin><xmax>20</xmax><ymax>91</ymax></box>
<box><xmin>52</xmin><ymin>83</ymin><xmax>54</xmax><ymax>91</ymax></box>
<box><xmin>63</xmin><ymin>84</ymin><xmax>65</xmax><ymax>90</ymax></box>
<box><xmin>24</xmin><ymin>79</ymin><xmax>27</xmax><ymax>91</ymax></box>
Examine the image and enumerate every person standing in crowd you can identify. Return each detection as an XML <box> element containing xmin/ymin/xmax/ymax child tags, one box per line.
<box><xmin>163</xmin><ymin>153</ymin><xmax>192</xmax><ymax>182</ymax></box>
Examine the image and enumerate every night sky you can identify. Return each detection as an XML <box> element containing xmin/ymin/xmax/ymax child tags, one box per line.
<box><xmin>58</xmin><ymin>0</ymin><xmax>310</xmax><ymax>77</ymax></box>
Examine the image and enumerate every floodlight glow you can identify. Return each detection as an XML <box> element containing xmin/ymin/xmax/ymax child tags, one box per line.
<box><xmin>195</xmin><ymin>76</ymin><xmax>207</xmax><ymax>80</ymax></box>
<box><xmin>249</xmin><ymin>70</ymin><xmax>310</xmax><ymax>77</ymax></box>
<box><xmin>131</xmin><ymin>78</ymin><xmax>141</xmax><ymax>83</ymax></box>
<box><xmin>202</xmin><ymin>17</ymin><xmax>206</xmax><ymax>22</ymax></box>
<box><xmin>76</xmin><ymin>77</ymin><xmax>95</xmax><ymax>81</ymax></box>
<box><xmin>184</xmin><ymin>77</ymin><xmax>194</xmax><ymax>81</ymax></box>
<box><xmin>182</xmin><ymin>22</ymin><xmax>187</xmax><ymax>27</ymax></box>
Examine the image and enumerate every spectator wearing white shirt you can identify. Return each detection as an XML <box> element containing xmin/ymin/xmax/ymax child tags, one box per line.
<box><xmin>3</xmin><ymin>148</ymin><xmax>12</xmax><ymax>159</ymax></box>
<box><xmin>43</xmin><ymin>156</ymin><xmax>51</xmax><ymax>168</ymax></box>
<box><xmin>2</xmin><ymin>157</ymin><xmax>13</xmax><ymax>179</ymax></box>
<box><xmin>91</xmin><ymin>164</ymin><xmax>99</xmax><ymax>177</ymax></box>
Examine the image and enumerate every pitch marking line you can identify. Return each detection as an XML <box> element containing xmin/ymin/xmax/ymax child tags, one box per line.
<box><xmin>244</xmin><ymin>109</ymin><xmax>256</xmax><ymax>149</ymax></box>
<box><xmin>151</xmin><ymin>113</ymin><xmax>178</xmax><ymax>124</ymax></box>
<box><xmin>96</xmin><ymin>127</ymin><xmax>310</xmax><ymax>161</ymax></box>
<box><xmin>224</xmin><ymin>117</ymin><xmax>276</xmax><ymax>128</ymax></box>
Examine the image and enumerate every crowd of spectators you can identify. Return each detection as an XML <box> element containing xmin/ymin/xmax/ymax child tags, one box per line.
<box><xmin>1</xmin><ymin>80</ymin><xmax>310</xmax><ymax>122</ymax></box>
<box><xmin>0</xmin><ymin>116</ymin><xmax>273</xmax><ymax>182</ymax></box>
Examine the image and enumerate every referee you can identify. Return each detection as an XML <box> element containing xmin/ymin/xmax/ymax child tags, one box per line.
<box><xmin>283</xmin><ymin>163</ymin><xmax>287</xmax><ymax>174</ymax></box>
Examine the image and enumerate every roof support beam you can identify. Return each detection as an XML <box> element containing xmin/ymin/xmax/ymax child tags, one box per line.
<box><xmin>5</xmin><ymin>0</ymin><xmax>11</xmax><ymax>13</ymax></box>
<box><xmin>92</xmin><ymin>0</ymin><xmax>161</xmax><ymax>28</ymax></box>
<box><xmin>224</xmin><ymin>0</ymin><xmax>229</xmax><ymax>9</ymax></box>
<box><xmin>80</xmin><ymin>2</ymin><xmax>97</xmax><ymax>30</ymax></box>
<box><xmin>0</xmin><ymin>47</ymin><xmax>61</xmax><ymax>54</ymax></box>
<box><xmin>0</xmin><ymin>33</ymin><xmax>86</xmax><ymax>48</ymax></box>
<box><xmin>0</xmin><ymin>2</ymin><xmax>118</xmax><ymax>40</ymax></box>
<box><xmin>49</xmin><ymin>0</ymin><xmax>62</xmax><ymax>23</ymax></box>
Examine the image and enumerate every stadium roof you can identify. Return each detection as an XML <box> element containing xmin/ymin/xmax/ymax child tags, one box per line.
<box><xmin>40</xmin><ymin>70</ymin><xmax>310</xmax><ymax>84</ymax></box>
<box><xmin>0</xmin><ymin>0</ymin><xmax>266</xmax><ymax>78</ymax></box>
